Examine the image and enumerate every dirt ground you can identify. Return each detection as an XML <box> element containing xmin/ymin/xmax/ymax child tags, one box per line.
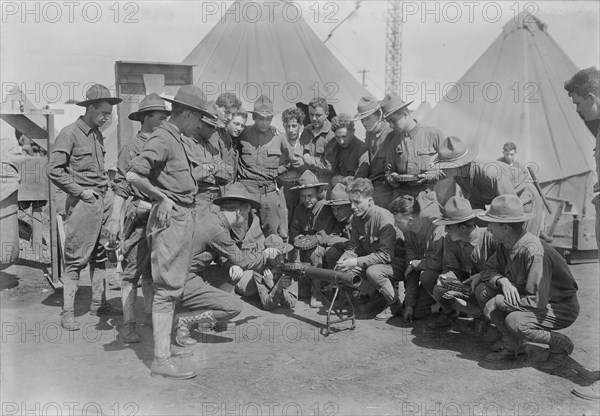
<box><xmin>1</xmin><ymin>258</ymin><xmax>599</xmax><ymax>416</ymax></box>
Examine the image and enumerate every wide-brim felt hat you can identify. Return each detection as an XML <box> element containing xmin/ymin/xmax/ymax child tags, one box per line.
<box><xmin>478</xmin><ymin>194</ymin><xmax>536</xmax><ymax>223</ymax></box>
<box><xmin>201</xmin><ymin>101</ymin><xmax>219</xmax><ymax>127</ymax></box>
<box><xmin>161</xmin><ymin>85</ymin><xmax>212</xmax><ymax>118</ymax></box>
<box><xmin>324</xmin><ymin>183</ymin><xmax>351</xmax><ymax>205</ymax></box>
<box><xmin>128</xmin><ymin>93</ymin><xmax>170</xmax><ymax>121</ymax></box>
<box><xmin>248</xmin><ymin>95</ymin><xmax>277</xmax><ymax>117</ymax></box>
<box><xmin>290</xmin><ymin>170</ymin><xmax>328</xmax><ymax>190</ymax></box>
<box><xmin>213</xmin><ymin>183</ymin><xmax>261</xmax><ymax>210</ymax></box>
<box><xmin>77</xmin><ymin>84</ymin><xmax>122</xmax><ymax>106</ymax></box>
<box><xmin>380</xmin><ymin>92</ymin><xmax>413</xmax><ymax>119</ymax></box>
<box><xmin>434</xmin><ymin>196</ymin><xmax>483</xmax><ymax>225</ymax></box>
<box><xmin>433</xmin><ymin>136</ymin><xmax>479</xmax><ymax>169</ymax></box>
<box><xmin>264</xmin><ymin>235</ymin><xmax>294</xmax><ymax>254</ymax></box>
<box><xmin>353</xmin><ymin>96</ymin><xmax>381</xmax><ymax>120</ymax></box>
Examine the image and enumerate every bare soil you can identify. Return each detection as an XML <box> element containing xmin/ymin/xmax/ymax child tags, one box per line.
<box><xmin>1</xmin><ymin>259</ymin><xmax>599</xmax><ymax>416</ymax></box>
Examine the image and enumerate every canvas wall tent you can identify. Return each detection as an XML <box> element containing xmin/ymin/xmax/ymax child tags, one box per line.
<box><xmin>412</xmin><ymin>102</ymin><xmax>433</xmax><ymax>122</ymax></box>
<box><xmin>183</xmin><ymin>0</ymin><xmax>371</xmax><ymax>128</ymax></box>
<box><xmin>424</xmin><ymin>11</ymin><xmax>596</xmax><ymax>216</ymax></box>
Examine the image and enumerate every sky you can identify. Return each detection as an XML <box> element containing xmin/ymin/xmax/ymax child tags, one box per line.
<box><xmin>1</xmin><ymin>0</ymin><xmax>599</xmax><ymax>128</ymax></box>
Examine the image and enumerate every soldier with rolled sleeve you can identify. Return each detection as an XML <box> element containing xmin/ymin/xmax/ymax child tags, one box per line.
<box><xmin>126</xmin><ymin>85</ymin><xmax>210</xmax><ymax>380</ymax></box>
<box><xmin>47</xmin><ymin>84</ymin><xmax>123</xmax><ymax>331</ymax></box>
<box><xmin>106</xmin><ymin>93</ymin><xmax>170</xmax><ymax>343</ymax></box>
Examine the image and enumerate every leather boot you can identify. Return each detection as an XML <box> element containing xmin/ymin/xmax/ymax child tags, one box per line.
<box><xmin>89</xmin><ymin>266</ymin><xmax>122</xmax><ymax>316</ymax></box>
<box><xmin>150</xmin><ymin>311</ymin><xmax>196</xmax><ymax>379</ymax></box>
<box><xmin>539</xmin><ymin>332</ymin><xmax>574</xmax><ymax>371</ymax></box>
<box><xmin>61</xmin><ymin>277</ymin><xmax>80</xmax><ymax>331</ymax></box>
<box><xmin>122</xmin><ymin>322</ymin><xmax>141</xmax><ymax>343</ymax></box>
<box><xmin>174</xmin><ymin>310</ymin><xmax>217</xmax><ymax>347</ymax></box>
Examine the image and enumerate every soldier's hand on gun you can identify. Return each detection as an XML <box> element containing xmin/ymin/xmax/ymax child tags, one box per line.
<box><xmin>156</xmin><ymin>197</ymin><xmax>175</xmax><ymax>228</ymax></box>
<box><xmin>291</xmin><ymin>158</ymin><xmax>304</xmax><ymax>168</ymax></box>
<box><xmin>498</xmin><ymin>277</ymin><xmax>520</xmax><ymax>306</ymax></box>
<box><xmin>229</xmin><ymin>265</ymin><xmax>244</xmax><ymax>283</ymax></box>
<box><xmin>336</xmin><ymin>257</ymin><xmax>358</xmax><ymax>272</ymax></box>
<box><xmin>403</xmin><ymin>306</ymin><xmax>414</xmax><ymax>323</ymax></box>
<box><xmin>302</xmin><ymin>154</ymin><xmax>316</xmax><ymax>166</ymax></box>
<box><xmin>80</xmin><ymin>189</ymin><xmax>99</xmax><ymax>203</ymax></box>
<box><xmin>463</xmin><ymin>274</ymin><xmax>482</xmax><ymax>293</ymax></box>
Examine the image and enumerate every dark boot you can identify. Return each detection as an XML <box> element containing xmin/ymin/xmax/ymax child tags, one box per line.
<box><xmin>122</xmin><ymin>322</ymin><xmax>141</xmax><ymax>343</ymax></box>
<box><xmin>539</xmin><ymin>332</ymin><xmax>574</xmax><ymax>371</ymax></box>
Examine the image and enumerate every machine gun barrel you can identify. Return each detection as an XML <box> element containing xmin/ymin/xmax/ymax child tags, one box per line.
<box><xmin>281</xmin><ymin>263</ymin><xmax>361</xmax><ymax>288</ymax></box>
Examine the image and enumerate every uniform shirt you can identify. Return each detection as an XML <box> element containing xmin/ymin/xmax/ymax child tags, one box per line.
<box><xmin>191</xmin><ymin>211</ymin><xmax>267</xmax><ymax>274</ymax></box>
<box><xmin>481</xmin><ymin>233</ymin><xmax>578</xmax><ymax>311</ymax></box>
<box><xmin>278</xmin><ymin>136</ymin><xmax>305</xmax><ymax>183</ymax></box>
<box><xmin>300</xmin><ymin>119</ymin><xmax>336</xmax><ymax>181</ymax></box>
<box><xmin>385</xmin><ymin>121</ymin><xmax>443</xmax><ymax>180</ymax></box>
<box><xmin>343</xmin><ymin>205</ymin><xmax>396</xmax><ymax>267</ymax></box>
<box><xmin>230</xmin><ymin>211</ymin><xmax>266</xmax><ymax>254</ymax></box>
<box><xmin>289</xmin><ymin>200</ymin><xmax>340</xmax><ymax>243</ymax></box>
<box><xmin>114</xmin><ymin>131</ymin><xmax>150</xmax><ymax>200</ymax></box>
<box><xmin>442</xmin><ymin>226</ymin><xmax>498</xmax><ymax>281</ymax></box>
<box><xmin>210</xmin><ymin>128</ymin><xmax>237</xmax><ymax>181</ymax></box>
<box><xmin>127</xmin><ymin>121</ymin><xmax>197</xmax><ymax>206</ymax></box>
<box><xmin>365</xmin><ymin>122</ymin><xmax>395</xmax><ymax>183</ymax></box>
<box><xmin>330</xmin><ymin>135</ymin><xmax>369</xmax><ymax>178</ymax></box>
<box><xmin>237</xmin><ymin>125</ymin><xmax>295</xmax><ymax>183</ymax></box>
<box><xmin>183</xmin><ymin>135</ymin><xmax>232</xmax><ymax>193</ymax></box>
<box><xmin>455</xmin><ymin>161</ymin><xmax>516</xmax><ymax>210</ymax></box>
<box><xmin>404</xmin><ymin>216</ymin><xmax>446</xmax><ymax>272</ymax></box>
<box><xmin>47</xmin><ymin>117</ymin><xmax>108</xmax><ymax>196</ymax></box>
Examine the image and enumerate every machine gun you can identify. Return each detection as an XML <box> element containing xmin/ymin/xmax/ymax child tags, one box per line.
<box><xmin>281</xmin><ymin>262</ymin><xmax>361</xmax><ymax>335</ymax></box>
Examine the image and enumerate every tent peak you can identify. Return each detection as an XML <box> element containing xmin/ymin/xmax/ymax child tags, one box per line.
<box><xmin>503</xmin><ymin>10</ymin><xmax>547</xmax><ymax>36</ymax></box>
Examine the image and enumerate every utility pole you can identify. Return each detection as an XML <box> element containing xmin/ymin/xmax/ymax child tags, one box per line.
<box><xmin>385</xmin><ymin>0</ymin><xmax>402</xmax><ymax>95</ymax></box>
<box><xmin>357</xmin><ymin>69</ymin><xmax>369</xmax><ymax>88</ymax></box>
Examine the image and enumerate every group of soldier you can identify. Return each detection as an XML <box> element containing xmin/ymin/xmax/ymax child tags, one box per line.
<box><xmin>46</xmin><ymin>65</ymin><xmax>599</xmax><ymax>398</ymax></box>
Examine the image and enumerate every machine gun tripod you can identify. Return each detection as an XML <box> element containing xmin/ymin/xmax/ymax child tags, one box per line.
<box><xmin>281</xmin><ymin>262</ymin><xmax>361</xmax><ymax>335</ymax></box>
